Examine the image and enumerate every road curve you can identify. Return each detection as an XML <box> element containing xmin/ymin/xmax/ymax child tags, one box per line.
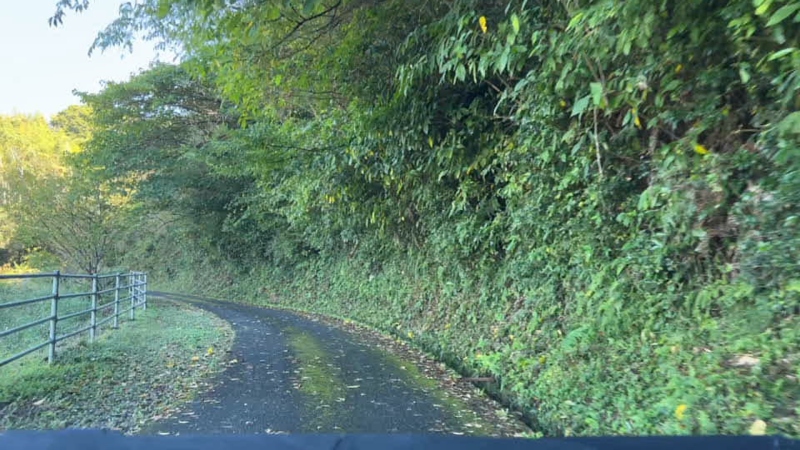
<box><xmin>144</xmin><ymin>292</ymin><xmax>515</xmax><ymax>436</ymax></box>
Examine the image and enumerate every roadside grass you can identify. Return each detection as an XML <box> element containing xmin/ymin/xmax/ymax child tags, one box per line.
<box><xmin>0</xmin><ymin>299</ymin><xmax>234</xmax><ymax>433</ymax></box>
<box><xmin>0</xmin><ymin>276</ymin><xmax>55</xmax><ymax>361</ymax></box>
<box><xmin>0</xmin><ymin>276</ymin><xmax>124</xmax><ymax>363</ymax></box>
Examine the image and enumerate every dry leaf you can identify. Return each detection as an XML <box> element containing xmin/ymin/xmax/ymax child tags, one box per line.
<box><xmin>730</xmin><ymin>355</ymin><xmax>760</xmax><ymax>367</ymax></box>
<box><xmin>749</xmin><ymin>419</ymin><xmax>767</xmax><ymax>436</ymax></box>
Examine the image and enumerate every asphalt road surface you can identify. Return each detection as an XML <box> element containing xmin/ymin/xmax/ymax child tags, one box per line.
<box><xmin>144</xmin><ymin>292</ymin><xmax>510</xmax><ymax>436</ymax></box>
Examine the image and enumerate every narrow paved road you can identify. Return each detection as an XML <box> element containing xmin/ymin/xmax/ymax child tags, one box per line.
<box><xmin>145</xmin><ymin>292</ymin><xmax>502</xmax><ymax>436</ymax></box>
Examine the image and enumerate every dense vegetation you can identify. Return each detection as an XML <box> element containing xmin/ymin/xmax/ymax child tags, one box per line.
<box><xmin>0</xmin><ymin>108</ymin><xmax>128</xmax><ymax>274</ymax></box>
<box><xmin>5</xmin><ymin>0</ymin><xmax>798</xmax><ymax>436</ymax></box>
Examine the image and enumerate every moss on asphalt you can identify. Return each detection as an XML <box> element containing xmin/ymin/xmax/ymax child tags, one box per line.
<box><xmin>283</xmin><ymin>326</ymin><xmax>347</xmax><ymax>431</ymax></box>
<box><xmin>379</xmin><ymin>351</ymin><xmax>497</xmax><ymax>435</ymax></box>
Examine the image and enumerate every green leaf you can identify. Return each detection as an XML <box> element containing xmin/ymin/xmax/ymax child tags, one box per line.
<box><xmin>303</xmin><ymin>0</ymin><xmax>318</xmax><ymax>15</ymax></box>
<box><xmin>767</xmin><ymin>3</ymin><xmax>800</xmax><ymax>26</ymax></box>
<box><xmin>739</xmin><ymin>67</ymin><xmax>751</xmax><ymax>83</ymax></box>
<box><xmin>455</xmin><ymin>64</ymin><xmax>466</xmax><ymax>82</ymax></box>
<box><xmin>571</xmin><ymin>95</ymin><xmax>590</xmax><ymax>117</ymax></box>
<box><xmin>590</xmin><ymin>82</ymin><xmax>603</xmax><ymax>106</ymax></box>
<box><xmin>567</xmin><ymin>12</ymin><xmax>584</xmax><ymax>30</ymax></box>
<box><xmin>786</xmin><ymin>280</ymin><xmax>800</xmax><ymax>292</ymax></box>
<box><xmin>266</xmin><ymin>6</ymin><xmax>280</xmax><ymax>20</ymax></box>
<box><xmin>777</xmin><ymin>111</ymin><xmax>800</xmax><ymax>134</ymax></box>
<box><xmin>767</xmin><ymin>47</ymin><xmax>795</xmax><ymax>60</ymax></box>
<box><xmin>497</xmin><ymin>48</ymin><xmax>510</xmax><ymax>72</ymax></box>
<box><xmin>156</xmin><ymin>0</ymin><xmax>170</xmax><ymax>18</ymax></box>
<box><xmin>755</xmin><ymin>0</ymin><xmax>772</xmax><ymax>16</ymax></box>
<box><xmin>511</xmin><ymin>14</ymin><xmax>521</xmax><ymax>34</ymax></box>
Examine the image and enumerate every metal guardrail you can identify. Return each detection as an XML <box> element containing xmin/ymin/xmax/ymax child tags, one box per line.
<box><xmin>0</xmin><ymin>271</ymin><xmax>148</xmax><ymax>367</ymax></box>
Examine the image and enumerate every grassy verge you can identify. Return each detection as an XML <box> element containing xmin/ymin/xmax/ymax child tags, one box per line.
<box><xmin>0</xmin><ymin>276</ymin><xmax>55</xmax><ymax>361</ymax></box>
<box><xmin>0</xmin><ymin>299</ymin><xmax>234</xmax><ymax>433</ymax></box>
<box><xmin>1</xmin><ymin>274</ymin><xmax>132</xmax><ymax>363</ymax></box>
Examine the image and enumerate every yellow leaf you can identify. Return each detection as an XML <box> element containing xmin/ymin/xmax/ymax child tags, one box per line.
<box><xmin>559</xmin><ymin>100</ymin><xmax>567</xmax><ymax>108</ymax></box>
<box><xmin>634</xmin><ymin>115</ymin><xmax>642</xmax><ymax>129</ymax></box>
<box><xmin>694</xmin><ymin>144</ymin><xmax>709</xmax><ymax>155</ymax></box>
<box><xmin>191</xmin><ymin>356</ymin><xmax>200</xmax><ymax>362</ymax></box>
<box><xmin>675</xmin><ymin>404</ymin><xmax>688</xmax><ymax>420</ymax></box>
<box><xmin>428</xmin><ymin>136</ymin><xmax>434</xmax><ymax>148</ymax></box>
<box><xmin>407</xmin><ymin>331</ymin><xmax>414</xmax><ymax>339</ymax></box>
<box><xmin>675</xmin><ymin>64</ymin><xmax>684</xmax><ymax>74</ymax></box>
<box><xmin>749</xmin><ymin>419</ymin><xmax>767</xmax><ymax>436</ymax></box>
<box><xmin>207</xmin><ymin>346</ymin><xmax>215</xmax><ymax>356</ymax></box>
<box><xmin>479</xmin><ymin>16</ymin><xmax>488</xmax><ymax>33</ymax></box>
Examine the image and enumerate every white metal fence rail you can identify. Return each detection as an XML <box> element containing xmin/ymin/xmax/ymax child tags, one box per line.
<box><xmin>0</xmin><ymin>271</ymin><xmax>148</xmax><ymax>367</ymax></box>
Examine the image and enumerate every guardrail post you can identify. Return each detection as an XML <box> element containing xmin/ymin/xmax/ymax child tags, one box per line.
<box><xmin>113</xmin><ymin>273</ymin><xmax>121</xmax><ymax>329</ymax></box>
<box><xmin>130</xmin><ymin>272</ymin><xmax>136</xmax><ymax>321</ymax></box>
<box><xmin>48</xmin><ymin>271</ymin><xmax>60</xmax><ymax>364</ymax></box>
<box><xmin>90</xmin><ymin>274</ymin><xmax>98</xmax><ymax>342</ymax></box>
<box><xmin>142</xmin><ymin>273</ymin><xmax>147</xmax><ymax>311</ymax></box>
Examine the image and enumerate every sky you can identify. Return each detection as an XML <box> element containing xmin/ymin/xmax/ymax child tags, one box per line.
<box><xmin>0</xmin><ymin>0</ymin><xmax>171</xmax><ymax>117</ymax></box>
